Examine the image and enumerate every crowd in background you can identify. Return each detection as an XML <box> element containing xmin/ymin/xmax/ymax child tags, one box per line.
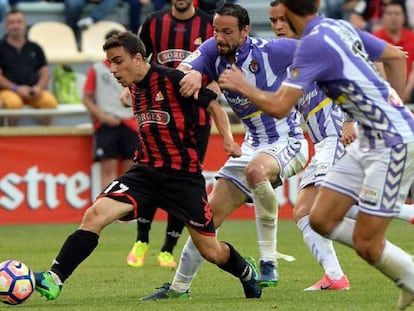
<box><xmin>0</xmin><ymin>0</ymin><xmax>414</xmax><ymax>126</ymax></box>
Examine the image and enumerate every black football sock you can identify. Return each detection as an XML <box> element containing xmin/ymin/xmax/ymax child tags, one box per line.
<box><xmin>51</xmin><ymin>229</ymin><xmax>99</xmax><ymax>283</ymax></box>
<box><xmin>161</xmin><ymin>217</ymin><xmax>185</xmax><ymax>253</ymax></box>
<box><xmin>216</xmin><ymin>242</ymin><xmax>250</xmax><ymax>279</ymax></box>
<box><xmin>136</xmin><ymin>207</ymin><xmax>157</xmax><ymax>243</ymax></box>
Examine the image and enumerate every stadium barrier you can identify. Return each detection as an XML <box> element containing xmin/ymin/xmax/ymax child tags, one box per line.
<box><xmin>3</xmin><ymin>104</ymin><xmax>412</xmax><ymax>225</ymax></box>
<box><xmin>0</xmin><ymin>121</ymin><xmax>307</xmax><ymax>225</ymax></box>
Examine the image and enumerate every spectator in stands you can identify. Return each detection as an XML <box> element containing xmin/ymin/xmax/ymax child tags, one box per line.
<box><xmin>65</xmin><ymin>0</ymin><xmax>156</xmax><ymax>41</ymax></box>
<box><xmin>319</xmin><ymin>0</ymin><xmax>345</xmax><ymax>19</ymax></box>
<box><xmin>64</xmin><ymin>0</ymin><xmax>121</xmax><ymax>40</ymax></box>
<box><xmin>373</xmin><ymin>1</ymin><xmax>414</xmax><ymax>101</ymax></box>
<box><xmin>83</xmin><ymin>29</ymin><xmax>138</xmax><ymax>191</ymax></box>
<box><xmin>0</xmin><ymin>9</ymin><xmax>58</xmax><ymax>126</ymax></box>
<box><xmin>0</xmin><ymin>0</ymin><xmax>7</xmax><ymax>23</ymax></box>
<box><xmin>406</xmin><ymin>0</ymin><xmax>414</xmax><ymax>29</ymax></box>
<box><xmin>129</xmin><ymin>0</ymin><xmax>165</xmax><ymax>34</ymax></box>
<box><xmin>345</xmin><ymin>0</ymin><xmax>406</xmax><ymax>32</ymax></box>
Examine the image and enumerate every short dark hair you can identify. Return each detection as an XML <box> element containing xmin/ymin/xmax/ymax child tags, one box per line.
<box><xmin>102</xmin><ymin>31</ymin><xmax>146</xmax><ymax>58</ymax></box>
<box><xmin>279</xmin><ymin>0</ymin><xmax>318</xmax><ymax>16</ymax></box>
<box><xmin>269</xmin><ymin>0</ymin><xmax>280</xmax><ymax>7</ymax></box>
<box><xmin>215</xmin><ymin>3</ymin><xmax>250</xmax><ymax>29</ymax></box>
<box><xmin>105</xmin><ymin>29</ymin><xmax>121</xmax><ymax>40</ymax></box>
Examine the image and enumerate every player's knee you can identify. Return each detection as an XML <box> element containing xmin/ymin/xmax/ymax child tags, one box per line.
<box><xmin>293</xmin><ymin>203</ymin><xmax>310</xmax><ymax>223</ymax></box>
<box><xmin>309</xmin><ymin>212</ymin><xmax>330</xmax><ymax>236</ymax></box>
<box><xmin>244</xmin><ymin>162</ymin><xmax>266</xmax><ymax>186</ymax></box>
<box><xmin>353</xmin><ymin>236</ymin><xmax>379</xmax><ymax>264</ymax></box>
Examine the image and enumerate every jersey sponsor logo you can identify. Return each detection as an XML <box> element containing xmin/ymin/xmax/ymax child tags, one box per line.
<box><xmin>136</xmin><ymin>109</ymin><xmax>170</xmax><ymax>127</ymax></box>
<box><xmin>157</xmin><ymin>49</ymin><xmax>192</xmax><ymax>64</ymax></box>
<box><xmin>360</xmin><ymin>185</ymin><xmax>379</xmax><ymax>206</ymax></box>
<box><xmin>248</xmin><ymin>59</ymin><xmax>260</xmax><ymax>74</ymax></box>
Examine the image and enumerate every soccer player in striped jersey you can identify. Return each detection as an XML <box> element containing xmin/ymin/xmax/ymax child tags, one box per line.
<box><xmin>125</xmin><ymin>0</ymin><xmax>215</xmax><ymax>269</ymax></box>
<box><xmin>34</xmin><ymin>32</ymin><xmax>261</xmax><ymax>301</ymax></box>
<box><xmin>269</xmin><ymin>0</ymin><xmax>352</xmax><ymax>291</ymax></box>
<box><xmin>140</xmin><ymin>3</ymin><xmax>308</xmax><ymax>300</ymax></box>
<box><xmin>218</xmin><ymin>0</ymin><xmax>414</xmax><ymax>309</ymax></box>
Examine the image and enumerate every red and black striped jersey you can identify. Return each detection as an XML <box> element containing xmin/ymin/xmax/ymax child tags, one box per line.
<box><xmin>139</xmin><ymin>7</ymin><xmax>214</xmax><ymax>69</ymax></box>
<box><xmin>130</xmin><ymin>65</ymin><xmax>216</xmax><ymax>173</ymax></box>
<box><xmin>139</xmin><ymin>8</ymin><xmax>214</xmax><ymax>128</ymax></box>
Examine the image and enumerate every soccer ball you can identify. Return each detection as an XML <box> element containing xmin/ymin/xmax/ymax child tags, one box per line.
<box><xmin>0</xmin><ymin>260</ymin><xmax>35</xmax><ymax>305</ymax></box>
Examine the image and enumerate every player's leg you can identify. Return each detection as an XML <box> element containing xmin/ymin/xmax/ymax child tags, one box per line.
<box><xmin>140</xmin><ymin>178</ymin><xmax>249</xmax><ymax>300</ymax></box>
<box><xmin>35</xmin><ymin>165</ymin><xmax>154</xmax><ymax>301</ymax></box>
<box><xmin>245</xmin><ymin>152</ymin><xmax>280</xmax><ymax>287</ymax></box>
<box><xmin>311</xmin><ymin>143</ymin><xmax>414</xmax><ymax>309</ymax></box>
<box><xmin>246</xmin><ymin>138</ymin><xmax>308</xmax><ymax>286</ymax></box>
<box><xmin>295</xmin><ymin>185</ymin><xmax>349</xmax><ymax>291</ymax></box>
<box><xmin>35</xmin><ymin>198</ymin><xmax>135</xmax><ymax>300</ymax></box>
<box><xmin>187</xmin><ymin>227</ymin><xmax>261</xmax><ymax>299</ymax></box>
<box><xmin>126</xmin><ymin>205</ymin><xmax>156</xmax><ymax>267</ymax></box>
<box><xmin>171</xmin><ymin>178</ymin><xmax>248</xmax><ymax>290</ymax></box>
<box><xmin>296</xmin><ymin>137</ymin><xmax>349</xmax><ymax>291</ymax></box>
<box><xmin>157</xmin><ymin>215</ymin><xmax>184</xmax><ymax>268</ymax></box>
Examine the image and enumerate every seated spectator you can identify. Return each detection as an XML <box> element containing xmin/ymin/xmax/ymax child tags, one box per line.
<box><xmin>0</xmin><ymin>9</ymin><xmax>58</xmax><ymax>126</ymax></box>
<box><xmin>373</xmin><ymin>1</ymin><xmax>414</xmax><ymax>101</ymax></box>
<box><xmin>64</xmin><ymin>0</ymin><xmax>121</xmax><ymax>39</ymax></box>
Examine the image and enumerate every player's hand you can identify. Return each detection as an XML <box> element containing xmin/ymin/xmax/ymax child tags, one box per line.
<box><xmin>218</xmin><ymin>64</ymin><xmax>247</xmax><ymax>92</ymax></box>
<box><xmin>120</xmin><ymin>87</ymin><xmax>132</xmax><ymax>107</ymax></box>
<box><xmin>223</xmin><ymin>137</ymin><xmax>241</xmax><ymax>158</ymax></box>
<box><xmin>342</xmin><ymin>121</ymin><xmax>357</xmax><ymax>146</ymax></box>
<box><xmin>179</xmin><ymin>70</ymin><xmax>202</xmax><ymax>99</ymax></box>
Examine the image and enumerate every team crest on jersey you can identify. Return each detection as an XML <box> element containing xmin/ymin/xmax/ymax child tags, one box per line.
<box><xmin>155</xmin><ymin>91</ymin><xmax>164</xmax><ymax>102</ymax></box>
<box><xmin>290</xmin><ymin>68</ymin><xmax>300</xmax><ymax>79</ymax></box>
<box><xmin>248</xmin><ymin>60</ymin><xmax>260</xmax><ymax>73</ymax></box>
<box><xmin>136</xmin><ymin>110</ymin><xmax>170</xmax><ymax>127</ymax></box>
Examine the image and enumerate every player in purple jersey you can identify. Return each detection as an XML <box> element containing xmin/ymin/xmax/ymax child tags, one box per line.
<box><xmin>140</xmin><ymin>3</ymin><xmax>308</xmax><ymax>300</ymax></box>
<box><xmin>269</xmin><ymin>0</ymin><xmax>352</xmax><ymax>291</ymax></box>
<box><xmin>33</xmin><ymin>32</ymin><xmax>262</xmax><ymax>301</ymax></box>
<box><xmin>219</xmin><ymin>0</ymin><xmax>414</xmax><ymax>309</ymax></box>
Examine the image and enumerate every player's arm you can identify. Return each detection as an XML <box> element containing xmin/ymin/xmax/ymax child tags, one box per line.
<box><xmin>195</xmin><ymin>84</ymin><xmax>241</xmax><ymax>157</ymax></box>
<box><xmin>218</xmin><ymin>64</ymin><xmax>302</xmax><ymax>119</ymax></box>
<box><xmin>207</xmin><ymin>98</ymin><xmax>241</xmax><ymax>158</ymax></box>
<box><xmin>377</xmin><ymin>43</ymin><xmax>407</xmax><ymax>97</ymax></box>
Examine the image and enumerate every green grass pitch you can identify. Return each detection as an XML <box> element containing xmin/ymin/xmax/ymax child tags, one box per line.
<box><xmin>1</xmin><ymin>219</ymin><xmax>413</xmax><ymax>310</ymax></box>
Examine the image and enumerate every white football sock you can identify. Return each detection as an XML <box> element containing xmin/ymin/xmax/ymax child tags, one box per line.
<box><xmin>396</xmin><ymin>204</ymin><xmax>414</xmax><ymax>223</ymax></box>
<box><xmin>170</xmin><ymin>237</ymin><xmax>204</xmax><ymax>293</ymax></box>
<box><xmin>297</xmin><ymin>215</ymin><xmax>344</xmax><ymax>280</ymax></box>
<box><xmin>374</xmin><ymin>240</ymin><xmax>414</xmax><ymax>293</ymax></box>
<box><xmin>326</xmin><ymin>217</ymin><xmax>355</xmax><ymax>247</ymax></box>
<box><xmin>252</xmin><ymin>182</ymin><xmax>278</xmax><ymax>262</ymax></box>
